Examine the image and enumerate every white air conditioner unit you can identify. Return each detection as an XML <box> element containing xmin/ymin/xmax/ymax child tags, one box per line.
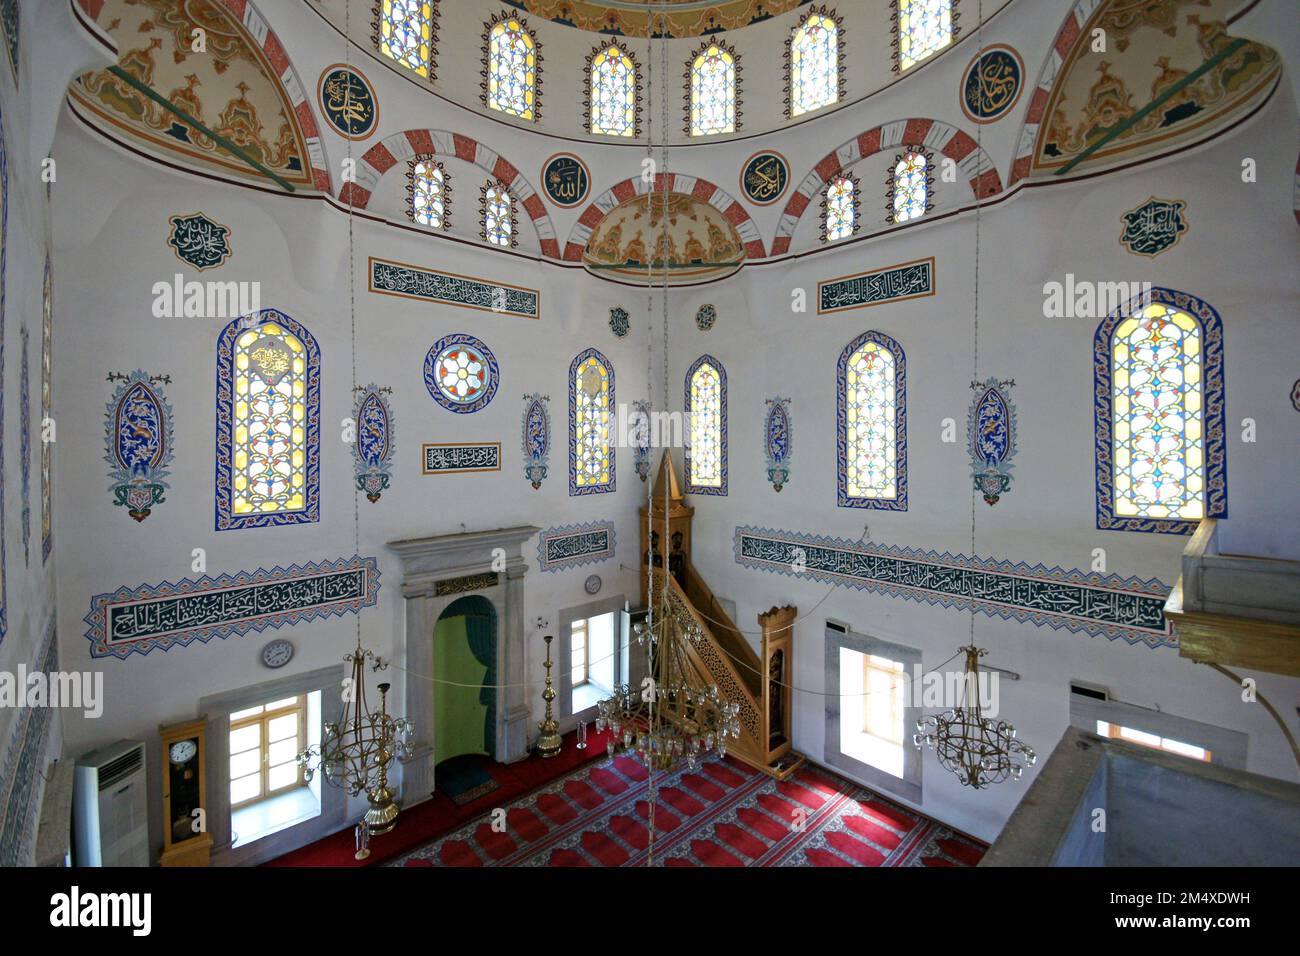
<box><xmin>73</xmin><ymin>740</ymin><xmax>149</xmax><ymax>867</ymax></box>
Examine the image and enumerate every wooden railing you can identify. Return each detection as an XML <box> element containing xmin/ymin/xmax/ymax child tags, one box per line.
<box><xmin>682</xmin><ymin>564</ymin><xmax>762</xmax><ymax>698</ymax></box>
<box><xmin>660</xmin><ymin>572</ymin><xmax>765</xmax><ymax>769</ymax></box>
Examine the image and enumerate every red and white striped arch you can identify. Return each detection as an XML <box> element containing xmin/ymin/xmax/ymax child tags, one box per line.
<box><xmin>75</xmin><ymin>0</ymin><xmax>334</xmax><ymax>193</ymax></box>
<box><xmin>563</xmin><ymin>174</ymin><xmax>766</xmax><ymax>262</ymax></box>
<box><xmin>340</xmin><ymin>129</ymin><xmax>559</xmax><ymax>258</ymax></box>
<box><xmin>1007</xmin><ymin>0</ymin><xmax>1101</xmax><ymax>187</ymax></box>
<box><xmin>770</xmin><ymin>118</ymin><xmax>1003</xmax><ymax>256</ymax></box>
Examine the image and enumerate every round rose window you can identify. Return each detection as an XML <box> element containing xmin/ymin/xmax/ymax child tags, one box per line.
<box><xmin>423</xmin><ymin>333</ymin><xmax>498</xmax><ymax>413</ymax></box>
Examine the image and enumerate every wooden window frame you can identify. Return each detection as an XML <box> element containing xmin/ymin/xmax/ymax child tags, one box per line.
<box><xmin>229</xmin><ymin>695</ymin><xmax>308</xmax><ymax>810</ymax></box>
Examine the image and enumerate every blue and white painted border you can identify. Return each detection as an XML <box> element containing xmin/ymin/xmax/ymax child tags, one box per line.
<box><xmin>734</xmin><ymin>527</ymin><xmax>1173</xmax><ymax>648</ymax></box>
<box><xmin>837</xmin><ymin>330</ymin><xmax>907</xmax><ymax>511</ymax></box>
<box><xmin>538</xmin><ymin>521</ymin><xmax>615</xmax><ymax>572</ymax></box>
<box><xmin>85</xmin><ymin>555</ymin><xmax>380</xmax><ymax>660</ymax></box>
<box><xmin>0</xmin><ymin>615</ymin><xmax>58</xmax><ymax>866</ymax></box>
<box><xmin>1093</xmin><ymin>286</ymin><xmax>1226</xmax><ymax>534</ymax></box>
<box><xmin>215</xmin><ymin>309</ymin><xmax>322</xmax><ymax>530</ymax></box>
<box><xmin>684</xmin><ymin>354</ymin><xmax>727</xmax><ymax>496</ymax></box>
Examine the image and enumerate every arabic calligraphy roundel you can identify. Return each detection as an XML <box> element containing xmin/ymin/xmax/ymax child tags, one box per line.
<box><xmin>317</xmin><ymin>64</ymin><xmax>378</xmax><ymax>140</ymax></box>
<box><xmin>960</xmin><ymin>45</ymin><xmax>1023</xmax><ymax>124</ymax></box>
<box><xmin>541</xmin><ymin>153</ymin><xmax>591</xmax><ymax>208</ymax></box>
<box><xmin>739</xmin><ymin>150</ymin><xmax>789</xmax><ymax>206</ymax></box>
<box><xmin>424</xmin><ymin>333</ymin><xmax>499</xmax><ymax>414</ymax></box>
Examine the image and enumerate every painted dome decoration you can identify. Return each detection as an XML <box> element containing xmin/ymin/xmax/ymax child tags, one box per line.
<box><xmin>69</xmin><ymin>0</ymin><xmax>329</xmax><ymax>192</ymax></box>
<box><xmin>583</xmin><ymin>191</ymin><xmax>745</xmax><ymax>283</ymax></box>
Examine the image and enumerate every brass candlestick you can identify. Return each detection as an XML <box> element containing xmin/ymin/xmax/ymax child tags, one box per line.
<box><xmin>536</xmin><ymin>635</ymin><xmax>562</xmax><ymax>758</ymax></box>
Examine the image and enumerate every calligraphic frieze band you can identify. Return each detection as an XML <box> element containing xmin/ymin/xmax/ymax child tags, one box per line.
<box><xmin>85</xmin><ymin>556</ymin><xmax>381</xmax><ymax>659</ymax></box>
<box><xmin>369</xmin><ymin>256</ymin><xmax>539</xmax><ymax>319</ymax></box>
<box><xmin>818</xmin><ymin>257</ymin><xmax>935</xmax><ymax>314</ymax></box>
<box><xmin>538</xmin><ymin>521</ymin><xmax>615</xmax><ymax>572</ymax></box>
<box><xmin>422</xmin><ymin>442</ymin><xmax>502</xmax><ymax>475</ymax></box>
<box><xmin>734</xmin><ymin>527</ymin><xmax>1173</xmax><ymax>648</ymax></box>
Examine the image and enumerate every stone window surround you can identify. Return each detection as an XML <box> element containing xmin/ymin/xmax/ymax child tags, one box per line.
<box><xmin>823</xmin><ymin>620</ymin><xmax>922</xmax><ymax>804</ymax></box>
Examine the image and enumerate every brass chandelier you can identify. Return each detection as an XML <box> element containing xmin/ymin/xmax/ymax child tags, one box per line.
<box><xmin>297</xmin><ymin>641</ymin><xmax>414</xmax><ymax>834</ymax></box>
<box><xmin>914</xmin><ymin>646</ymin><xmax>1035</xmax><ymax>789</ymax></box>
<box><xmin>592</xmin><ymin>0</ymin><xmax>741</xmax><ymax>778</ymax></box>
<box><xmin>595</xmin><ymin>569</ymin><xmax>742</xmax><ymax>772</ymax></box>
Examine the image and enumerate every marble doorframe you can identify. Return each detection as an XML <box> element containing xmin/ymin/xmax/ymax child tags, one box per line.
<box><xmin>387</xmin><ymin>526</ymin><xmax>540</xmax><ymax>806</ymax></box>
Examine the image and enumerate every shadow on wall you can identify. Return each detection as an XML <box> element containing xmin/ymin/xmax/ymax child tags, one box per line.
<box><xmin>432</xmin><ymin>595</ymin><xmax>497</xmax><ymax>766</ymax></box>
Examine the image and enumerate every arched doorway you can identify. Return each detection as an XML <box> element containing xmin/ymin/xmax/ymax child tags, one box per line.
<box><xmin>432</xmin><ymin>595</ymin><xmax>498</xmax><ymax>804</ymax></box>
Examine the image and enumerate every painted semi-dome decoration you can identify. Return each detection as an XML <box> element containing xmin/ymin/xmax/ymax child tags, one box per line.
<box><xmin>69</xmin><ymin>0</ymin><xmax>330</xmax><ymax>192</ymax></box>
<box><xmin>1012</xmin><ymin>0</ymin><xmax>1280</xmax><ymax>184</ymax></box>
<box><xmin>583</xmin><ymin>191</ymin><xmax>745</xmax><ymax>283</ymax></box>
<box><xmin>504</xmin><ymin>0</ymin><xmax>809</xmax><ymax>38</ymax></box>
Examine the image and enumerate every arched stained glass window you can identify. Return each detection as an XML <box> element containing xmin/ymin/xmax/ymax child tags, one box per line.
<box><xmin>685</xmin><ymin>355</ymin><xmax>727</xmax><ymax>494</ymax></box>
<box><xmin>689</xmin><ymin>40</ymin><xmax>738</xmax><ymax>136</ymax></box>
<box><xmin>838</xmin><ymin>331</ymin><xmax>907</xmax><ymax>510</ymax></box>
<box><xmin>588</xmin><ymin>42</ymin><xmax>638</xmax><ymax>137</ymax></box>
<box><xmin>788</xmin><ymin>10</ymin><xmax>841</xmax><ymax>117</ymax></box>
<box><xmin>823</xmin><ymin>173</ymin><xmax>859</xmax><ymax>242</ymax></box>
<box><xmin>375</xmin><ymin>0</ymin><xmax>437</xmax><ymax>79</ymax></box>
<box><xmin>217</xmin><ymin>311</ymin><xmax>320</xmax><ymax>529</ymax></box>
<box><xmin>888</xmin><ymin>148</ymin><xmax>933</xmax><ymax>224</ymax></box>
<box><xmin>1094</xmin><ymin>288</ymin><xmax>1226</xmax><ymax>533</ymax></box>
<box><xmin>569</xmin><ymin>348</ymin><xmax>615</xmax><ymax>495</ymax></box>
<box><xmin>483</xmin><ymin>14</ymin><xmax>539</xmax><ymax>121</ymax></box>
<box><xmin>407</xmin><ymin>157</ymin><xmax>449</xmax><ymax>229</ymax></box>
<box><xmin>895</xmin><ymin>0</ymin><xmax>954</xmax><ymax>71</ymax></box>
<box><xmin>481</xmin><ymin>180</ymin><xmax>517</xmax><ymax>247</ymax></box>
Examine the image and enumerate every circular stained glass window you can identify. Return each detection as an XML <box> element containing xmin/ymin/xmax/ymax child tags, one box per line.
<box><xmin>423</xmin><ymin>333</ymin><xmax>499</xmax><ymax>413</ymax></box>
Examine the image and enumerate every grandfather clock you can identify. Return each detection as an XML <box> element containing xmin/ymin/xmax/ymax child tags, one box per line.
<box><xmin>159</xmin><ymin>717</ymin><xmax>213</xmax><ymax>867</ymax></box>
<box><xmin>638</xmin><ymin>450</ymin><xmax>693</xmax><ymax>605</ymax></box>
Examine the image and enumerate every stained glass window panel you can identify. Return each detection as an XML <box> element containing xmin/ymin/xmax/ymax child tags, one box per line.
<box><xmin>482</xmin><ymin>182</ymin><xmax>514</xmax><ymax>247</ymax></box>
<box><xmin>1111</xmin><ymin>304</ymin><xmax>1205</xmax><ymax>521</ymax></box>
<box><xmin>790</xmin><ymin>13</ymin><xmax>839</xmax><ymax>117</ymax></box>
<box><xmin>377</xmin><ymin>0</ymin><xmax>434</xmax><ymax>78</ymax></box>
<box><xmin>825</xmin><ymin>175</ymin><xmax>856</xmax><ymax>241</ymax></box>
<box><xmin>686</xmin><ymin>359</ymin><xmax>725</xmax><ymax>492</ymax></box>
<box><xmin>409</xmin><ymin>159</ymin><xmax>447</xmax><ymax>228</ymax></box>
<box><xmin>844</xmin><ymin>340</ymin><xmax>898</xmax><ymax>500</ymax></box>
<box><xmin>572</xmin><ymin>352</ymin><xmax>613</xmax><ymax>493</ymax></box>
<box><xmin>892</xmin><ymin>151</ymin><xmax>929</xmax><ymax>223</ymax></box>
<box><xmin>231</xmin><ymin>323</ymin><xmax>308</xmax><ymax>517</ymax></box>
<box><xmin>898</xmin><ymin>0</ymin><xmax>952</xmax><ymax>70</ymax></box>
<box><xmin>486</xmin><ymin>18</ymin><xmax>536</xmax><ymax>120</ymax></box>
<box><xmin>590</xmin><ymin>45</ymin><xmax>636</xmax><ymax>137</ymax></box>
<box><xmin>690</xmin><ymin>43</ymin><xmax>736</xmax><ymax>136</ymax></box>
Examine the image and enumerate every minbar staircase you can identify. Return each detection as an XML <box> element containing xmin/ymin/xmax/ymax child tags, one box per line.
<box><xmin>640</xmin><ymin>452</ymin><xmax>805</xmax><ymax>780</ymax></box>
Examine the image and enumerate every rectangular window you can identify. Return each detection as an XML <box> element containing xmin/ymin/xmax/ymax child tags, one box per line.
<box><xmin>229</xmin><ymin>695</ymin><xmax>307</xmax><ymax>809</ymax></box>
<box><xmin>1096</xmin><ymin>720</ymin><xmax>1211</xmax><ymax>762</ymax></box>
<box><xmin>571</xmin><ymin>620</ymin><xmax>589</xmax><ymax>687</ymax></box>
<box><xmin>840</xmin><ymin>648</ymin><xmax>905</xmax><ymax>779</ymax></box>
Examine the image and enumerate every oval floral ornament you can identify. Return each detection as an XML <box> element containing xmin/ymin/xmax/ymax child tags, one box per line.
<box><xmin>318</xmin><ymin>64</ymin><xmax>378</xmax><ymax>140</ymax></box>
<box><xmin>424</xmin><ymin>333</ymin><xmax>499</xmax><ymax>413</ymax></box>
<box><xmin>353</xmin><ymin>384</ymin><xmax>395</xmax><ymax>502</ymax></box>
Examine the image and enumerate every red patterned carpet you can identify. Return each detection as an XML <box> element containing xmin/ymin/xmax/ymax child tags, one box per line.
<box><xmin>394</xmin><ymin>752</ymin><xmax>985</xmax><ymax>867</ymax></box>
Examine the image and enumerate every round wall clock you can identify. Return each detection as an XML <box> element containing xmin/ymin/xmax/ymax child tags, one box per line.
<box><xmin>584</xmin><ymin>574</ymin><xmax>602</xmax><ymax>595</ymax></box>
<box><xmin>261</xmin><ymin>639</ymin><xmax>294</xmax><ymax>669</ymax></box>
<box><xmin>169</xmin><ymin>740</ymin><xmax>198</xmax><ymax>765</ymax></box>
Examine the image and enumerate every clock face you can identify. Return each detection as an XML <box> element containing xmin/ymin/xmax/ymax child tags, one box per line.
<box><xmin>169</xmin><ymin>740</ymin><xmax>198</xmax><ymax>764</ymax></box>
<box><xmin>584</xmin><ymin>574</ymin><xmax>602</xmax><ymax>595</ymax></box>
<box><xmin>262</xmin><ymin>639</ymin><xmax>294</xmax><ymax>668</ymax></box>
